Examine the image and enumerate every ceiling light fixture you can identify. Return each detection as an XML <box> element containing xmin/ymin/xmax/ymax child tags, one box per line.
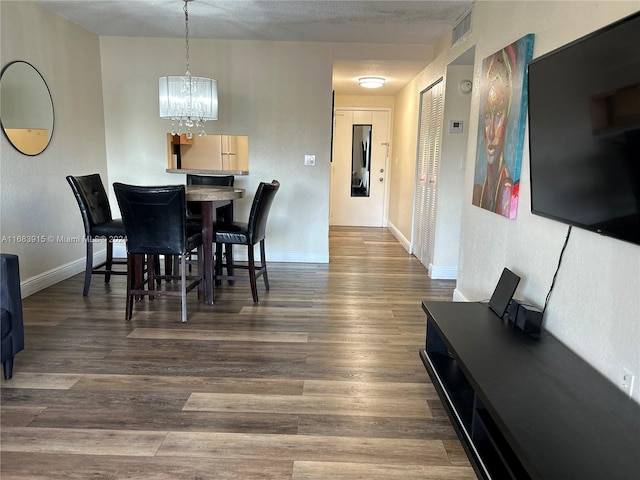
<box><xmin>159</xmin><ymin>0</ymin><xmax>217</xmax><ymax>138</ymax></box>
<box><xmin>358</xmin><ymin>77</ymin><xmax>385</xmax><ymax>89</ymax></box>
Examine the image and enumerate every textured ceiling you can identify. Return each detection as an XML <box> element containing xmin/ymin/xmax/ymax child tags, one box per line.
<box><xmin>35</xmin><ymin>0</ymin><xmax>474</xmax><ymax>94</ymax></box>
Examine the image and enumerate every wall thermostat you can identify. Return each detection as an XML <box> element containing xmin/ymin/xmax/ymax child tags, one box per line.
<box><xmin>450</xmin><ymin>120</ymin><xmax>464</xmax><ymax>133</ymax></box>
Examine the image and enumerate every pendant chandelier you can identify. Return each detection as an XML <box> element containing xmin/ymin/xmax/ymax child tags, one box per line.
<box><xmin>159</xmin><ymin>0</ymin><xmax>217</xmax><ymax>138</ymax></box>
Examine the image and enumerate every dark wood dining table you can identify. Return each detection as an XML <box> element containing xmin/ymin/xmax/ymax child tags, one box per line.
<box><xmin>185</xmin><ymin>185</ymin><xmax>244</xmax><ymax>304</ymax></box>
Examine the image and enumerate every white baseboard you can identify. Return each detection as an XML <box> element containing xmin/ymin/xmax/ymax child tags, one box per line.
<box><xmin>20</xmin><ymin>249</ymin><xmax>109</xmax><ymax>298</ymax></box>
<box><xmin>453</xmin><ymin>288</ymin><xmax>469</xmax><ymax>302</ymax></box>
<box><xmin>387</xmin><ymin>221</ymin><xmax>411</xmax><ymax>253</ymax></box>
<box><xmin>428</xmin><ymin>264</ymin><xmax>458</xmax><ymax>280</ymax></box>
<box><xmin>113</xmin><ymin>243</ymin><xmax>127</xmax><ymax>258</ymax></box>
<box><xmin>270</xmin><ymin>251</ymin><xmax>329</xmax><ymax>263</ymax></box>
<box><xmin>21</xmin><ymin>243</ymin><xmax>460</xmax><ymax>298</ymax></box>
<box><xmin>230</xmin><ymin>250</ymin><xmax>329</xmax><ymax>263</ymax></box>
<box><xmin>386</xmin><ymin>222</ymin><xmax>458</xmax><ymax>281</ymax></box>
<box><xmin>116</xmin><ymin>243</ymin><xmax>329</xmax><ymax>264</ymax></box>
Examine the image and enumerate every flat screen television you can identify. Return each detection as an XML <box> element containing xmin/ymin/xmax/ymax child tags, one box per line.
<box><xmin>527</xmin><ymin>11</ymin><xmax>640</xmax><ymax>246</ymax></box>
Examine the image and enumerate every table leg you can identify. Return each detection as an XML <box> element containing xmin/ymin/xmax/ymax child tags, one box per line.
<box><xmin>201</xmin><ymin>201</ymin><xmax>215</xmax><ymax>305</ymax></box>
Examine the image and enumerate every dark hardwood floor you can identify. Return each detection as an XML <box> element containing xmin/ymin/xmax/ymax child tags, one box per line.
<box><xmin>1</xmin><ymin>227</ymin><xmax>476</xmax><ymax>479</ymax></box>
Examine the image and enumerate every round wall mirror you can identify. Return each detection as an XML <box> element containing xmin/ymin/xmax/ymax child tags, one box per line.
<box><xmin>1</xmin><ymin>61</ymin><xmax>54</xmax><ymax>156</ymax></box>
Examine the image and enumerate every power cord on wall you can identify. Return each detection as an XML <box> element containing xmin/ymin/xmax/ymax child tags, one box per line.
<box><xmin>543</xmin><ymin>225</ymin><xmax>572</xmax><ymax>314</ymax></box>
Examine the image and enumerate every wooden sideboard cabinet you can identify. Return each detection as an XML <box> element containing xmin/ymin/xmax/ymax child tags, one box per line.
<box><xmin>419</xmin><ymin>300</ymin><xmax>640</xmax><ymax>480</ymax></box>
<box><xmin>166</xmin><ymin>133</ymin><xmax>249</xmax><ymax>175</ymax></box>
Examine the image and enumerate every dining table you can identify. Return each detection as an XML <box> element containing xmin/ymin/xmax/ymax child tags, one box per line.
<box><xmin>185</xmin><ymin>184</ymin><xmax>245</xmax><ymax>305</ymax></box>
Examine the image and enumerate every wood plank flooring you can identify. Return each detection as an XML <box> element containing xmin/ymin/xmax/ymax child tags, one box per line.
<box><xmin>1</xmin><ymin>226</ymin><xmax>476</xmax><ymax>479</ymax></box>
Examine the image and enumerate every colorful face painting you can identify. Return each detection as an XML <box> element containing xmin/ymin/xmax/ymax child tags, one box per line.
<box><xmin>472</xmin><ymin>34</ymin><xmax>535</xmax><ymax>219</ymax></box>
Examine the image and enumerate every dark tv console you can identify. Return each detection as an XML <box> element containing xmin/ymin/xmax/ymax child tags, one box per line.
<box><xmin>419</xmin><ymin>301</ymin><xmax>640</xmax><ymax>480</ymax></box>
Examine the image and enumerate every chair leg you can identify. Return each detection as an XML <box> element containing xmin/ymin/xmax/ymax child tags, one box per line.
<box><xmin>83</xmin><ymin>240</ymin><xmax>93</xmax><ymax>296</ymax></box>
<box><xmin>165</xmin><ymin>254</ymin><xmax>173</xmax><ymax>276</ymax></box>
<box><xmin>260</xmin><ymin>239</ymin><xmax>269</xmax><ymax>291</ymax></box>
<box><xmin>225</xmin><ymin>244</ymin><xmax>234</xmax><ymax>285</ymax></box>
<box><xmin>153</xmin><ymin>256</ymin><xmax>162</xmax><ymax>285</ymax></box>
<box><xmin>173</xmin><ymin>255</ymin><xmax>180</xmax><ymax>281</ymax></box>
<box><xmin>3</xmin><ymin>357</ymin><xmax>14</xmax><ymax>380</ymax></box>
<box><xmin>105</xmin><ymin>239</ymin><xmax>114</xmax><ymax>284</ymax></box>
<box><xmin>166</xmin><ymin>254</ymin><xmax>185</xmax><ymax>279</ymax></box>
<box><xmin>220</xmin><ymin>203</ymin><xmax>235</xmax><ymax>285</ymax></box>
<box><xmin>215</xmin><ymin>243</ymin><xmax>224</xmax><ymax>286</ymax></box>
<box><xmin>214</xmin><ymin>243</ymin><xmax>234</xmax><ymax>285</ymax></box>
<box><xmin>134</xmin><ymin>255</ymin><xmax>145</xmax><ymax>301</ymax></box>
<box><xmin>148</xmin><ymin>254</ymin><xmax>156</xmax><ymax>300</ymax></box>
<box><xmin>197</xmin><ymin>245</ymin><xmax>204</xmax><ymax>300</ymax></box>
<box><xmin>125</xmin><ymin>254</ymin><xmax>135</xmax><ymax>321</ymax></box>
<box><xmin>248</xmin><ymin>246</ymin><xmax>259</xmax><ymax>303</ymax></box>
<box><xmin>181</xmin><ymin>253</ymin><xmax>187</xmax><ymax>323</ymax></box>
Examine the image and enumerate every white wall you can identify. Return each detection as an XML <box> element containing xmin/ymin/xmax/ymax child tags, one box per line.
<box><xmin>403</xmin><ymin>0</ymin><xmax>639</xmax><ymax>403</ymax></box>
<box><xmin>99</xmin><ymin>37</ymin><xmax>334</xmax><ymax>263</ymax></box>
<box><xmin>387</xmin><ymin>77</ymin><xmax>422</xmax><ymax>243</ymax></box>
<box><xmin>0</xmin><ymin>1</ymin><xmax>109</xmax><ymax>295</ymax></box>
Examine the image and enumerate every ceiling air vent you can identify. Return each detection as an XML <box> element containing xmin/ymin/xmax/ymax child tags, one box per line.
<box><xmin>452</xmin><ymin>9</ymin><xmax>473</xmax><ymax>47</ymax></box>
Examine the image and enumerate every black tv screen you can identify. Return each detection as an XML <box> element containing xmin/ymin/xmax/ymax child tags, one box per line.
<box><xmin>527</xmin><ymin>11</ymin><xmax>640</xmax><ymax>246</ymax></box>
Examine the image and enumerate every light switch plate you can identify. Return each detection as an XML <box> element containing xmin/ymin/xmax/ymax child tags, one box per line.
<box><xmin>304</xmin><ymin>154</ymin><xmax>316</xmax><ymax>166</ymax></box>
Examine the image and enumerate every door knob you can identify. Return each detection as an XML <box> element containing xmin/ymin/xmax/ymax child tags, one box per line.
<box><xmin>379</xmin><ymin>177</ymin><xmax>384</xmax><ymax>182</ymax></box>
<box><xmin>379</xmin><ymin>168</ymin><xmax>384</xmax><ymax>173</ymax></box>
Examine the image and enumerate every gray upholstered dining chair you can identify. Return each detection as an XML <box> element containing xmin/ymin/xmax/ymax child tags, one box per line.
<box><xmin>214</xmin><ymin>180</ymin><xmax>280</xmax><ymax>303</ymax></box>
<box><xmin>66</xmin><ymin>174</ymin><xmax>127</xmax><ymax>296</ymax></box>
<box><xmin>113</xmin><ymin>183</ymin><xmax>203</xmax><ymax>323</ymax></box>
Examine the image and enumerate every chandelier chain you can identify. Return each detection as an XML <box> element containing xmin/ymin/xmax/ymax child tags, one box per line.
<box><xmin>159</xmin><ymin>0</ymin><xmax>218</xmax><ymax>136</ymax></box>
<box><xmin>184</xmin><ymin>0</ymin><xmax>190</xmax><ymax>75</ymax></box>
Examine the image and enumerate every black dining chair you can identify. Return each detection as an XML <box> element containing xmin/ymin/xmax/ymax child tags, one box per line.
<box><xmin>214</xmin><ymin>180</ymin><xmax>280</xmax><ymax>303</ymax></box>
<box><xmin>113</xmin><ymin>183</ymin><xmax>203</xmax><ymax>323</ymax></box>
<box><xmin>186</xmin><ymin>174</ymin><xmax>235</xmax><ymax>223</ymax></box>
<box><xmin>184</xmin><ymin>174</ymin><xmax>235</xmax><ymax>282</ymax></box>
<box><xmin>1</xmin><ymin>254</ymin><xmax>25</xmax><ymax>380</ymax></box>
<box><xmin>66</xmin><ymin>174</ymin><xmax>127</xmax><ymax>296</ymax></box>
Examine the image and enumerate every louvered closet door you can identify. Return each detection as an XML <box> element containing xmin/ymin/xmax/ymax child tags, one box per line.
<box><xmin>414</xmin><ymin>79</ymin><xmax>444</xmax><ymax>271</ymax></box>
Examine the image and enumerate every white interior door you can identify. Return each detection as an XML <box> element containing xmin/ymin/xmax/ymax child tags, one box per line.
<box><xmin>330</xmin><ymin>109</ymin><xmax>389</xmax><ymax>226</ymax></box>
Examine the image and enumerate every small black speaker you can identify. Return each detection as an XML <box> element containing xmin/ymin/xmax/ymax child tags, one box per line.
<box><xmin>515</xmin><ymin>303</ymin><xmax>543</xmax><ymax>334</ymax></box>
<box><xmin>508</xmin><ymin>299</ymin><xmax>521</xmax><ymax>324</ymax></box>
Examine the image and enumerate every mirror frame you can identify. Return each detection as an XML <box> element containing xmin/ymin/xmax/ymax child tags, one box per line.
<box><xmin>1</xmin><ymin>60</ymin><xmax>55</xmax><ymax>156</ymax></box>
